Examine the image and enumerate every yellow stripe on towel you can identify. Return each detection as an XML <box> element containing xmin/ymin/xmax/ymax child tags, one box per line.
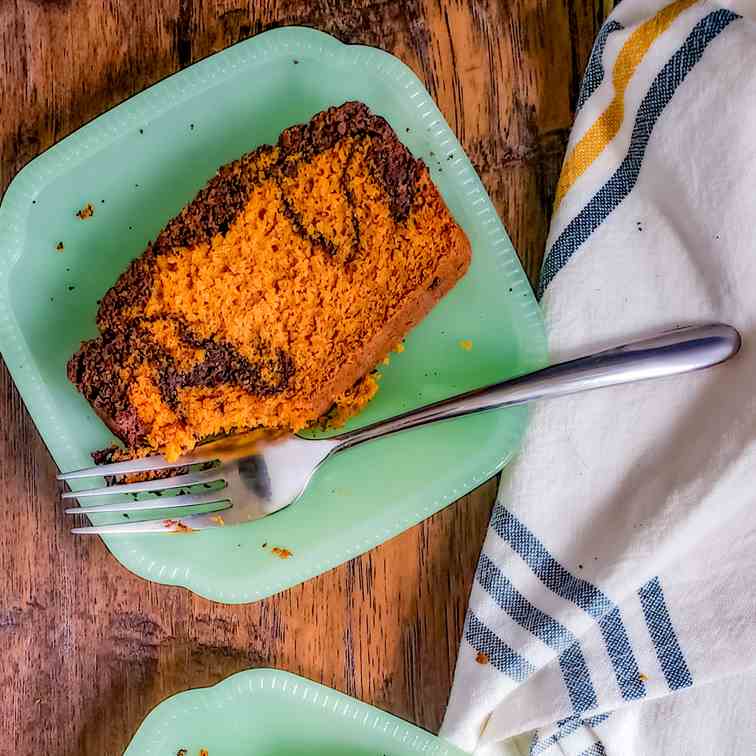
<box><xmin>554</xmin><ymin>0</ymin><xmax>697</xmax><ymax>211</ymax></box>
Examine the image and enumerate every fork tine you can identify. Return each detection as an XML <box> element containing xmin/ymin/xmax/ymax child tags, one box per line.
<box><xmin>61</xmin><ymin>467</ymin><xmax>222</xmax><ymax>499</ymax></box>
<box><xmin>58</xmin><ymin>454</ymin><xmax>202</xmax><ymax>481</ymax></box>
<box><xmin>64</xmin><ymin>489</ymin><xmax>229</xmax><ymax>514</ymax></box>
<box><xmin>70</xmin><ymin>511</ymin><xmax>230</xmax><ymax>535</ymax></box>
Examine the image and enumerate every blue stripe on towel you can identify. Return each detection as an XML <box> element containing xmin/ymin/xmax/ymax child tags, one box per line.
<box><xmin>638</xmin><ymin>576</ymin><xmax>693</xmax><ymax>690</ymax></box>
<box><xmin>477</xmin><ymin>553</ymin><xmax>598</xmax><ymax>713</ymax></box>
<box><xmin>577</xmin><ymin>744</ymin><xmax>607</xmax><ymax>756</ymax></box>
<box><xmin>577</xmin><ymin>19</ymin><xmax>624</xmax><ymax>111</ymax></box>
<box><xmin>531</xmin><ymin>713</ymin><xmax>610</xmax><ymax>755</ymax></box>
<box><xmin>491</xmin><ymin>506</ymin><xmax>646</xmax><ymax>701</ymax></box>
<box><xmin>539</xmin><ymin>8</ymin><xmax>740</xmax><ymax>297</ymax></box>
<box><xmin>464</xmin><ymin>611</ymin><xmax>535</xmax><ymax>682</ymax></box>
<box><xmin>584</xmin><ymin>713</ymin><xmax>610</xmax><ymax>728</ymax></box>
<box><xmin>598</xmin><ymin>606</ymin><xmax>646</xmax><ymax>700</ymax></box>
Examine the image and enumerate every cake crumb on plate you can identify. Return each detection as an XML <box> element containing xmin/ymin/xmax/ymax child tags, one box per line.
<box><xmin>75</xmin><ymin>203</ymin><xmax>94</xmax><ymax>219</ymax></box>
<box><xmin>164</xmin><ymin>519</ymin><xmax>196</xmax><ymax>533</ymax></box>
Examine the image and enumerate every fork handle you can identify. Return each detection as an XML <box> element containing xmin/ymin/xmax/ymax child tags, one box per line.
<box><xmin>332</xmin><ymin>323</ymin><xmax>740</xmax><ymax>452</ymax></box>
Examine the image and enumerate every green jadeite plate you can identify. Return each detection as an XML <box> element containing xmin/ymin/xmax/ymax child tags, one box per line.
<box><xmin>0</xmin><ymin>27</ymin><xmax>546</xmax><ymax>603</ymax></box>
<box><xmin>125</xmin><ymin>669</ymin><xmax>467</xmax><ymax>755</ymax></box>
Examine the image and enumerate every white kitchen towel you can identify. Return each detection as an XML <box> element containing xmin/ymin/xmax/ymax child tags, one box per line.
<box><xmin>441</xmin><ymin>2</ymin><xmax>756</xmax><ymax>754</ymax></box>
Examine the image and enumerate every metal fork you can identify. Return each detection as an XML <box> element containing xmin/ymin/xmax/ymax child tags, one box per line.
<box><xmin>60</xmin><ymin>324</ymin><xmax>740</xmax><ymax>534</ymax></box>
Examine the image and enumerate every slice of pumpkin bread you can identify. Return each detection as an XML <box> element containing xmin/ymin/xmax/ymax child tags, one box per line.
<box><xmin>68</xmin><ymin>102</ymin><xmax>471</xmax><ymax>460</ymax></box>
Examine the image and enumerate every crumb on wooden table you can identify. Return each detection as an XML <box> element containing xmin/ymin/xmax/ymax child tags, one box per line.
<box><xmin>55</xmin><ymin>241</ymin><xmax>64</xmax><ymax>251</ymax></box>
<box><xmin>75</xmin><ymin>203</ymin><xmax>94</xmax><ymax>219</ymax></box>
<box><xmin>459</xmin><ymin>339</ymin><xmax>473</xmax><ymax>351</ymax></box>
<box><xmin>475</xmin><ymin>651</ymin><xmax>489</xmax><ymax>665</ymax></box>
<box><xmin>271</xmin><ymin>546</ymin><xmax>293</xmax><ymax>559</ymax></box>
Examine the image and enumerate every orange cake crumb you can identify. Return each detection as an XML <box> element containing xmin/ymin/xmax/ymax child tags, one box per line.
<box><xmin>164</xmin><ymin>519</ymin><xmax>196</xmax><ymax>533</ymax></box>
<box><xmin>459</xmin><ymin>339</ymin><xmax>473</xmax><ymax>351</ymax></box>
<box><xmin>68</xmin><ymin>102</ymin><xmax>471</xmax><ymax>460</ymax></box>
<box><xmin>76</xmin><ymin>203</ymin><xmax>94</xmax><ymax>219</ymax></box>
<box><xmin>271</xmin><ymin>546</ymin><xmax>293</xmax><ymax>559</ymax></box>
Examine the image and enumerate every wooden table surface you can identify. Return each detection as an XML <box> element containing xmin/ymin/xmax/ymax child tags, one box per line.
<box><xmin>1</xmin><ymin>2</ymin><xmax>614</xmax><ymax>753</ymax></box>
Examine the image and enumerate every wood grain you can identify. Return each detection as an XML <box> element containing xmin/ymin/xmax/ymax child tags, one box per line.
<box><xmin>0</xmin><ymin>2</ymin><xmax>615</xmax><ymax>753</ymax></box>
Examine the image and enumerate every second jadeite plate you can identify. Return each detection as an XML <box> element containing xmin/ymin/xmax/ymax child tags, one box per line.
<box><xmin>124</xmin><ymin>669</ymin><xmax>468</xmax><ymax>755</ymax></box>
<box><xmin>0</xmin><ymin>27</ymin><xmax>547</xmax><ymax>602</ymax></box>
